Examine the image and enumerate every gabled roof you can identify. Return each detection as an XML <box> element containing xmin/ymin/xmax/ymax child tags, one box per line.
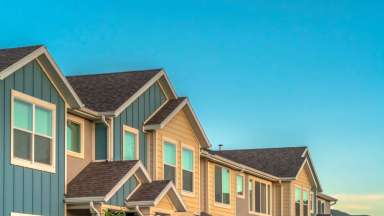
<box><xmin>317</xmin><ymin>193</ymin><xmax>338</xmax><ymax>202</ymax></box>
<box><xmin>0</xmin><ymin>45</ymin><xmax>83</xmax><ymax>108</ymax></box>
<box><xmin>143</xmin><ymin>97</ymin><xmax>211</xmax><ymax>148</ymax></box>
<box><xmin>66</xmin><ymin>160</ymin><xmax>150</xmax><ymax>202</ymax></box>
<box><xmin>126</xmin><ymin>180</ymin><xmax>186</xmax><ymax>212</ymax></box>
<box><xmin>67</xmin><ymin>69</ymin><xmax>162</xmax><ymax>112</ymax></box>
<box><xmin>210</xmin><ymin>147</ymin><xmax>307</xmax><ymax>178</ymax></box>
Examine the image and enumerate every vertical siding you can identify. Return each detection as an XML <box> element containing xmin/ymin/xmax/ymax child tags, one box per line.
<box><xmin>95</xmin><ymin>123</ymin><xmax>108</xmax><ymax>160</ymax></box>
<box><xmin>1</xmin><ymin>60</ymin><xmax>65</xmax><ymax>216</ymax></box>
<box><xmin>106</xmin><ymin>176</ymin><xmax>138</xmax><ymax>206</ymax></box>
<box><xmin>113</xmin><ymin>82</ymin><xmax>166</xmax><ymax>165</ymax></box>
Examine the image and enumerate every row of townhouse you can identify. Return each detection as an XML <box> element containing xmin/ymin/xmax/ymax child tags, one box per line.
<box><xmin>0</xmin><ymin>45</ymin><xmax>337</xmax><ymax>216</ymax></box>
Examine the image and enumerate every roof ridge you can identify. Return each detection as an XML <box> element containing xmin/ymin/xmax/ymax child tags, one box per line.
<box><xmin>66</xmin><ymin>68</ymin><xmax>163</xmax><ymax>78</ymax></box>
<box><xmin>0</xmin><ymin>44</ymin><xmax>44</xmax><ymax>51</ymax></box>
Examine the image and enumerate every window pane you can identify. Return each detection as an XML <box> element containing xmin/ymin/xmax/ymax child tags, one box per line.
<box><xmin>295</xmin><ymin>188</ymin><xmax>301</xmax><ymax>216</ymax></box>
<box><xmin>13</xmin><ymin>129</ymin><xmax>32</xmax><ymax>160</ymax></box>
<box><xmin>164</xmin><ymin>142</ymin><xmax>176</xmax><ymax>166</ymax></box>
<box><xmin>249</xmin><ymin>180</ymin><xmax>253</xmax><ymax>211</ymax></box>
<box><xmin>67</xmin><ymin>121</ymin><xmax>80</xmax><ymax>153</ymax></box>
<box><xmin>237</xmin><ymin>175</ymin><xmax>244</xmax><ymax>195</ymax></box>
<box><xmin>215</xmin><ymin>166</ymin><xmax>222</xmax><ymax>203</ymax></box>
<box><xmin>35</xmin><ymin>106</ymin><xmax>52</xmax><ymax>137</ymax></box>
<box><xmin>255</xmin><ymin>182</ymin><xmax>261</xmax><ymax>212</ymax></box>
<box><xmin>182</xmin><ymin>148</ymin><xmax>193</xmax><ymax>172</ymax></box>
<box><xmin>260</xmin><ymin>183</ymin><xmax>266</xmax><ymax>213</ymax></box>
<box><xmin>164</xmin><ymin>164</ymin><xmax>176</xmax><ymax>183</ymax></box>
<box><xmin>14</xmin><ymin>99</ymin><xmax>32</xmax><ymax>130</ymax></box>
<box><xmin>182</xmin><ymin>170</ymin><xmax>193</xmax><ymax>192</ymax></box>
<box><xmin>123</xmin><ymin>131</ymin><xmax>136</xmax><ymax>160</ymax></box>
<box><xmin>222</xmin><ymin>167</ymin><xmax>230</xmax><ymax>204</ymax></box>
<box><xmin>34</xmin><ymin>135</ymin><xmax>51</xmax><ymax>165</ymax></box>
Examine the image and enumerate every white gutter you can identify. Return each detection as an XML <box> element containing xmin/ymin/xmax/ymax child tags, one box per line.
<box><xmin>90</xmin><ymin>201</ymin><xmax>100</xmax><ymax>216</ymax></box>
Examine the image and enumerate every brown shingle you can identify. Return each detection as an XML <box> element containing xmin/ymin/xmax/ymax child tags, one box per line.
<box><xmin>210</xmin><ymin>147</ymin><xmax>307</xmax><ymax>178</ymax></box>
<box><xmin>127</xmin><ymin>180</ymin><xmax>170</xmax><ymax>202</ymax></box>
<box><xmin>0</xmin><ymin>45</ymin><xmax>42</xmax><ymax>72</ymax></box>
<box><xmin>66</xmin><ymin>160</ymin><xmax>138</xmax><ymax>198</ymax></box>
<box><xmin>145</xmin><ymin>97</ymin><xmax>186</xmax><ymax>125</ymax></box>
<box><xmin>66</xmin><ymin>69</ymin><xmax>162</xmax><ymax>112</ymax></box>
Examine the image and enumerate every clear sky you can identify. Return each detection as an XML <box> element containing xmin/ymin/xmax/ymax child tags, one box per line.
<box><xmin>1</xmin><ymin>0</ymin><xmax>383</xmax><ymax>215</ymax></box>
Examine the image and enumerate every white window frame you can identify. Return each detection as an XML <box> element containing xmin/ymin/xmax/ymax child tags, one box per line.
<box><xmin>303</xmin><ymin>189</ymin><xmax>310</xmax><ymax>216</ymax></box>
<box><xmin>181</xmin><ymin>144</ymin><xmax>195</xmax><ymax>196</ymax></box>
<box><xmin>248</xmin><ymin>177</ymin><xmax>273</xmax><ymax>216</ymax></box>
<box><xmin>66</xmin><ymin>114</ymin><xmax>85</xmax><ymax>159</ymax></box>
<box><xmin>236</xmin><ymin>173</ymin><xmax>245</xmax><ymax>198</ymax></box>
<box><xmin>11</xmin><ymin>90</ymin><xmax>56</xmax><ymax>173</ymax></box>
<box><xmin>310</xmin><ymin>191</ymin><xmax>315</xmax><ymax>213</ymax></box>
<box><xmin>162</xmin><ymin>137</ymin><xmax>178</xmax><ymax>185</ymax></box>
<box><xmin>214</xmin><ymin>165</ymin><xmax>231</xmax><ymax>207</ymax></box>
<box><xmin>295</xmin><ymin>186</ymin><xmax>302</xmax><ymax>216</ymax></box>
<box><xmin>11</xmin><ymin>213</ymin><xmax>41</xmax><ymax>216</ymax></box>
<box><xmin>122</xmin><ymin>125</ymin><xmax>139</xmax><ymax>160</ymax></box>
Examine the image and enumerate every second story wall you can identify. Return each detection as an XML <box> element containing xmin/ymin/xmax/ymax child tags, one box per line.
<box><xmin>113</xmin><ymin>82</ymin><xmax>166</xmax><ymax>165</ymax></box>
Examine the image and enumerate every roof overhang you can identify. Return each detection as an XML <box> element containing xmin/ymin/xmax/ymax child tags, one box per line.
<box><xmin>317</xmin><ymin>193</ymin><xmax>338</xmax><ymax>202</ymax></box>
<box><xmin>144</xmin><ymin>98</ymin><xmax>211</xmax><ymax>148</ymax></box>
<box><xmin>125</xmin><ymin>181</ymin><xmax>187</xmax><ymax>212</ymax></box>
<box><xmin>65</xmin><ymin>161</ymin><xmax>151</xmax><ymax>204</ymax></box>
<box><xmin>294</xmin><ymin>152</ymin><xmax>323</xmax><ymax>192</ymax></box>
<box><xmin>0</xmin><ymin>46</ymin><xmax>83</xmax><ymax>108</ymax></box>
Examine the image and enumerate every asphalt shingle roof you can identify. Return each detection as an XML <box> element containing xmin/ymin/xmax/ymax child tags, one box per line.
<box><xmin>0</xmin><ymin>45</ymin><xmax>42</xmax><ymax>72</ymax></box>
<box><xmin>145</xmin><ymin>97</ymin><xmax>186</xmax><ymax>125</ymax></box>
<box><xmin>127</xmin><ymin>180</ymin><xmax>170</xmax><ymax>202</ymax></box>
<box><xmin>66</xmin><ymin>69</ymin><xmax>162</xmax><ymax>112</ymax></box>
<box><xmin>66</xmin><ymin>160</ymin><xmax>139</xmax><ymax>198</ymax></box>
<box><xmin>210</xmin><ymin>147</ymin><xmax>307</xmax><ymax>178</ymax></box>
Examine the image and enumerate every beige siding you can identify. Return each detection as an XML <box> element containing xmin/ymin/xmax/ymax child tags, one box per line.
<box><xmin>154</xmin><ymin>109</ymin><xmax>201</xmax><ymax>215</ymax></box>
<box><xmin>66</xmin><ymin>114</ymin><xmax>94</xmax><ymax>183</ymax></box>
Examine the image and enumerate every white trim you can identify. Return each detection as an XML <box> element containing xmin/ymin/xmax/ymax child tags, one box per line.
<box><xmin>66</xmin><ymin>114</ymin><xmax>85</xmax><ymax>159</ymax></box>
<box><xmin>181</xmin><ymin>144</ymin><xmax>195</xmax><ymax>196</ymax></box>
<box><xmin>122</xmin><ymin>125</ymin><xmax>140</xmax><ymax>160</ymax></box>
<box><xmin>146</xmin><ymin>99</ymin><xmax>188</xmax><ymax>131</ymax></box>
<box><xmin>236</xmin><ymin>173</ymin><xmax>245</xmax><ymax>198</ymax></box>
<box><xmin>295</xmin><ymin>159</ymin><xmax>319</xmax><ymax>188</ymax></box>
<box><xmin>162</xmin><ymin>137</ymin><xmax>178</xmax><ymax>185</ymax></box>
<box><xmin>125</xmin><ymin>175</ymin><xmax>142</xmax><ymax>201</ymax></box>
<box><xmin>11</xmin><ymin>90</ymin><xmax>56</xmax><ymax>173</ymax></box>
<box><xmin>248</xmin><ymin>176</ymin><xmax>273</xmax><ymax>216</ymax></box>
<box><xmin>64</xmin><ymin>197</ymin><xmax>104</xmax><ymax>203</ymax></box>
<box><xmin>213</xmin><ymin>164</ymin><xmax>231</xmax><ymax>207</ymax></box>
<box><xmin>11</xmin><ymin>213</ymin><xmax>41</xmax><ymax>216</ymax></box>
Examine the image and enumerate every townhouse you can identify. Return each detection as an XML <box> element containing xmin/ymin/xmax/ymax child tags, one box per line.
<box><xmin>0</xmin><ymin>45</ymin><xmax>336</xmax><ymax>216</ymax></box>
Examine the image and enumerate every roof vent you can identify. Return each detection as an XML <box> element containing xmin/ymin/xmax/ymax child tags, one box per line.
<box><xmin>218</xmin><ymin>144</ymin><xmax>223</xmax><ymax>151</ymax></box>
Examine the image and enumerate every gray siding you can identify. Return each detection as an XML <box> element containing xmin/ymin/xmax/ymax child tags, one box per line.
<box><xmin>1</xmin><ymin>60</ymin><xmax>65</xmax><ymax>216</ymax></box>
<box><xmin>106</xmin><ymin>176</ymin><xmax>138</xmax><ymax>207</ymax></box>
<box><xmin>113</xmin><ymin>82</ymin><xmax>166</xmax><ymax>165</ymax></box>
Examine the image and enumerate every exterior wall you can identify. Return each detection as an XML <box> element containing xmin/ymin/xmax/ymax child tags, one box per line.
<box><xmin>66</xmin><ymin>114</ymin><xmax>94</xmax><ymax>183</ymax></box>
<box><xmin>200</xmin><ymin>158</ymin><xmax>208</xmax><ymax>213</ymax></box>
<box><xmin>95</xmin><ymin>122</ymin><xmax>108</xmax><ymax>160</ymax></box>
<box><xmin>206</xmin><ymin>161</ymin><xmax>237</xmax><ymax>216</ymax></box>
<box><xmin>154</xmin><ymin>109</ymin><xmax>201</xmax><ymax>215</ymax></box>
<box><xmin>113</xmin><ymin>82</ymin><xmax>166</xmax><ymax>165</ymax></box>
<box><xmin>272</xmin><ymin>183</ymin><xmax>283</xmax><ymax>216</ymax></box>
<box><xmin>282</xmin><ymin>182</ymin><xmax>292</xmax><ymax>216</ymax></box>
<box><xmin>317</xmin><ymin>198</ymin><xmax>331</xmax><ymax>215</ymax></box>
<box><xmin>0</xmin><ymin>60</ymin><xmax>65</xmax><ymax>216</ymax></box>
<box><xmin>106</xmin><ymin>176</ymin><xmax>138</xmax><ymax>206</ymax></box>
<box><xmin>291</xmin><ymin>164</ymin><xmax>317</xmax><ymax>216</ymax></box>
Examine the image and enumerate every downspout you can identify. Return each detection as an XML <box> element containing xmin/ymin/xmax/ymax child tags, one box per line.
<box><xmin>90</xmin><ymin>201</ymin><xmax>101</xmax><ymax>216</ymax></box>
<box><xmin>135</xmin><ymin>206</ymin><xmax>144</xmax><ymax>216</ymax></box>
<box><xmin>101</xmin><ymin>115</ymin><xmax>111</xmax><ymax>161</ymax></box>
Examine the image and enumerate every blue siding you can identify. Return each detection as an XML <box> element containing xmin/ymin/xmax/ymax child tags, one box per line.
<box><xmin>1</xmin><ymin>60</ymin><xmax>65</xmax><ymax>216</ymax></box>
<box><xmin>113</xmin><ymin>82</ymin><xmax>166</xmax><ymax>164</ymax></box>
<box><xmin>107</xmin><ymin>176</ymin><xmax>138</xmax><ymax>207</ymax></box>
<box><xmin>95</xmin><ymin>123</ymin><xmax>108</xmax><ymax>160</ymax></box>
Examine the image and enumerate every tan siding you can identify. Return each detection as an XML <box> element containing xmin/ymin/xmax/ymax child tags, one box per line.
<box><xmin>282</xmin><ymin>182</ymin><xmax>292</xmax><ymax>216</ymax></box>
<box><xmin>67</xmin><ymin>114</ymin><xmax>94</xmax><ymax>183</ymax></box>
<box><xmin>155</xmin><ymin>109</ymin><xmax>201</xmax><ymax>215</ymax></box>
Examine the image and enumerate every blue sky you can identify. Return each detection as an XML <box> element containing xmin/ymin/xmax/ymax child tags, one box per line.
<box><xmin>1</xmin><ymin>0</ymin><xmax>383</xmax><ymax>215</ymax></box>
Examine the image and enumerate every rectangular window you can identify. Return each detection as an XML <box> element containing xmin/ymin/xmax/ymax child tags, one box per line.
<box><xmin>249</xmin><ymin>179</ymin><xmax>272</xmax><ymax>215</ymax></box>
<box><xmin>66</xmin><ymin>115</ymin><xmax>84</xmax><ymax>158</ymax></box>
<box><xmin>215</xmin><ymin>165</ymin><xmax>230</xmax><ymax>205</ymax></box>
<box><xmin>182</xmin><ymin>147</ymin><xmax>194</xmax><ymax>193</ymax></box>
<box><xmin>303</xmin><ymin>191</ymin><xmax>309</xmax><ymax>216</ymax></box>
<box><xmin>295</xmin><ymin>187</ymin><xmax>302</xmax><ymax>216</ymax></box>
<box><xmin>236</xmin><ymin>175</ymin><xmax>244</xmax><ymax>197</ymax></box>
<box><xmin>11</xmin><ymin>90</ymin><xmax>56</xmax><ymax>173</ymax></box>
<box><xmin>163</xmin><ymin>142</ymin><xmax>176</xmax><ymax>183</ymax></box>
<box><xmin>249</xmin><ymin>180</ymin><xmax>254</xmax><ymax>211</ymax></box>
<box><xmin>310</xmin><ymin>192</ymin><xmax>315</xmax><ymax>213</ymax></box>
<box><xmin>318</xmin><ymin>200</ymin><xmax>322</xmax><ymax>214</ymax></box>
<box><xmin>122</xmin><ymin>126</ymin><xmax>139</xmax><ymax>160</ymax></box>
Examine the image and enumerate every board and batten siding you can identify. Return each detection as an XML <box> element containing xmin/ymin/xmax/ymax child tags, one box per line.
<box><xmin>106</xmin><ymin>176</ymin><xmax>138</xmax><ymax>207</ymax></box>
<box><xmin>0</xmin><ymin>60</ymin><xmax>65</xmax><ymax>216</ymax></box>
<box><xmin>113</xmin><ymin>82</ymin><xmax>166</xmax><ymax>165</ymax></box>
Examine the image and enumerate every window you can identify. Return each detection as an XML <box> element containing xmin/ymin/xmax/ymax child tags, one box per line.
<box><xmin>295</xmin><ymin>187</ymin><xmax>301</xmax><ymax>216</ymax></box>
<box><xmin>249</xmin><ymin>180</ymin><xmax>254</xmax><ymax>211</ymax></box>
<box><xmin>318</xmin><ymin>200</ymin><xmax>322</xmax><ymax>214</ymax></box>
<box><xmin>303</xmin><ymin>191</ymin><xmax>309</xmax><ymax>216</ymax></box>
<box><xmin>310</xmin><ymin>192</ymin><xmax>315</xmax><ymax>213</ymax></box>
<box><xmin>163</xmin><ymin>141</ymin><xmax>176</xmax><ymax>183</ymax></box>
<box><xmin>182</xmin><ymin>147</ymin><xmax>194</xmax><ymax>193</ymax></box>
<box><xmin>122</xmin><ymin>125</ymin><xmax>139</xmax><ymax>160</ymax></box>
<box><xmin>248</xmin><ymin>178</ymin><xmax>272</xmax><ymax>215</ymax></box>
<box><xmin>236</xmin><ymin>175</ymin><xmax>244</xmax><ymax>197</ymax></box>
<box><xmin>66</xmin><ymin>115</ymin><xmax>84</xmax><ymax>158</ymax></box>
<box><xmin>11</xmin><ymin>90</ymin><xmax>56</xmax><ymax>173</ymax></box>
<box><xmin>215</xmin><ymin>166</ymin><xmax>230</xmax><ymax>205</ymax></box>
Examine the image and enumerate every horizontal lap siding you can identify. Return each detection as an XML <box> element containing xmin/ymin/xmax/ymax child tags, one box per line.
<box><xmin>113</xmin><ymin>82</ymin><xmax>166</xmax><ymax>165</ymax></box>
<box><xmin>1</xmin><ymin>60</ymin><xmax>65</xmax><ymax>216</ymax></box>
<box><xmin>292</xmin><ymin>164</ymin><xmax>316</xmax><ymax>216</ymax></box>
<box><xmin>156</xmin><ymin>110</ymin><xmax>201</xmax><ymax>215</ymax></box>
